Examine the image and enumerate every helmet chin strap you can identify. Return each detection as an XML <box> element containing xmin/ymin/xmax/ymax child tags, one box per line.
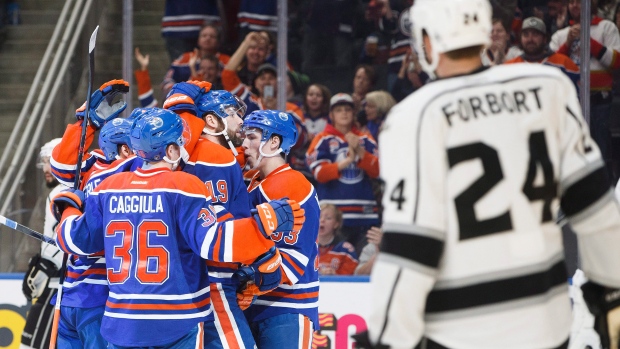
<box><xmin>203</xmin><ymin>117</ymin><xmax>239</xmax><ymax>156</ymax></box>
<box><xmin>163</xmin><ymin>146</ymin><xmax>189</xmax><ymax>171</ymax></box>
<box><xmin>252</xmin><ymin>140</ymin><xmax>283</xmax><ymax>169</ymax></box>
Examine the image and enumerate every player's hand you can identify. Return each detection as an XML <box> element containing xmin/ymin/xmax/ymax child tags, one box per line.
<box><xmin>163</xmin><ymin>81</ymin><xmax>212</xmax><ymax>115</ymax></box>
<box><xmin>22</xmin><ymin>253</ymin><xmax>58</xmax><ymax>300</ymax></box>
<box><xmin>235</xmin><ymin>247</ymin><xmax>282</xmax><ymax>293</ymax></box>
<box><xmin>252</xmin><ymin>199</ymin><xmax>305</xmax><ymax>239</ymax></box>
<box><xmin>76</xmin><ymin>79</ymin><xmax>130</xmax><ymax>129</ymax></box>
<box><xmin>581</xmin><ymin>282</ymin><xmax>620</xmax><ymax>349</ymax></box>
<box><xmin>51</xmin><ymin>189</ymin><xmax>85</xmax><ymax>221</ymax></box>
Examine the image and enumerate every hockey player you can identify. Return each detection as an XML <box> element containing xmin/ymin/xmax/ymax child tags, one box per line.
<box><xmin>50</xmin><ymin>79</ymin><xmax>134</xmax><ymax>348</ymax></box>
<box><xmin>182</xmin><ymin>89</ymin><xmax>261</xmax><ymax>348</ymax></box>
<box><xmin>360</xmin><ymin>0</ymin><xmax>620</xmax><ymax>348</ymax></box>
<box><xmin>241</xmin><ymin>109</ymin><xmax>320</xmax><ymax>349</ymax></box>
<box><xmin>19</xmin><ymin>138</ymin><xmax>66</xmax><ymax>349</ymax></box>
<box><xmin>51</xmin><ymin>108</ymin><xmax>303</xmax><ymax>348</ymax></box>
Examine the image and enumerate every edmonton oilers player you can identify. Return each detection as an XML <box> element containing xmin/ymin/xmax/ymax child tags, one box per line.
<box><xmin>241</xmin><ymin>110</ymin><xmax>320</xmax><ymax>349</ymax></box>
<box><xmin>52</xmin><ymin>108</ymin><xmax>304</xmax><ymax>348</ymax></box>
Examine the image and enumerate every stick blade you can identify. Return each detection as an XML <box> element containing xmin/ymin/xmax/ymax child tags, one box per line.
<box><xmin>88</xmin><ymin>25</ymin><xmax>99</xmax><ymax>53</ymax></box>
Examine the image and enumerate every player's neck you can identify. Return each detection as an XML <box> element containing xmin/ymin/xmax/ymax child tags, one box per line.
<box><xmin>142</xmin><ymin>161</ymin><xmax>172</xmax><ymax>170</ymax></box>
<box><xmin>436</xmin><ymin>55</ymin><xmax>484</xmax><ymax>79</ymax></box>
<box><xmin>334</xmin><ymin>124</ymin><xmax>352</xmax><ymax>135</ymax></box>
<box><xmin>258</xmin><ymin>156</ymin><xmax>286</xmax><ymax>179</ymax></box>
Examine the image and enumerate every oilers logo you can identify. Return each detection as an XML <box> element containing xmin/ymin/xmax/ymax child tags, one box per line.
<box><xmin>334</xmin><ymin>148</ymin><xmax>363</xmax><ymax>185</ymax></box>
<box><xmin>398</xmin><ymin>9</ymin><xmax>412</xmax><ymax>37</ymax></box>
<box><xmin>148</xmin><ymin>117</ymin><xmax>164</xmax><ymax>129</ymax></box>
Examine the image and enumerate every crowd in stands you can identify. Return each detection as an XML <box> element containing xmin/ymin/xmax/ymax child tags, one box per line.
<box><xmin>140</xmin><ymin>0</ymin><xmax>620</xmax><ymax>276</ymax></box>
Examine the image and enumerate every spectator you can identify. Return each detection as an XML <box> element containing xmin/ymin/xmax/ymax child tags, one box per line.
<box><xmin>354</xmin><ymin>226</ymin><xmax>383</xmax><ymax>275</ymax></box>
<box><xmin>390</xmin><ymin>49</ymin><xmax>428</xmax><ymax>102</ymax></box>
<box><xmin>306</xmin><ymin>93</ymin><xmax>380</xmax><ymax>254</ymax></box>
<box><xmin>223</xmin><ymin>31</ymin><xmax>270</xmax><ymax>90</ymax></box>
<box><xmin>505</xmin><ymin>17</ymin><xmax>580</xmax><ymax>91</ymax></box>
<box><xmin>317</xmin><ymin>203</ymin><xmax>359</xmax><ymax>275</ymax></box>
<box><xmin>482</xmin><ymin>18</ymin><xmax>523</xmax><ymax>65</ymax></box>
<box><xmin>375</xmin><ymin>0</ymin><xmax>414</xmax><ymax>90</ymax></box>
<box><xmin>189</xmin><ymin>54</ymin><xmax>223</xmax><ymax>90</ymax></box>
<box><xmin>360</xmin><ymin>90</ymin><xmax>396</xmax><ymax>142</ymax></box>
<box><xmin>550</xmin><ymin>0</ymin><xmax>620</xmax><ymax>178</ymax></box>
<box><xmin>352</xmin><ymin>64</ymin><xmax>376</xmax><ymax>114</ymax></box>
<box><xmin>134</xmin><ymin>47</ymin><xmax>158</xmax><ymax>108</ymax></box>
<box><xmin>546</xmin><ymin>0</ymin><xmax>569</xmax><ymax>35</ymax></box>
<box><xmin>303</xmin><ymin>83</ymin><xmax>332</xmax><ymax>140</ymax></box>
<box><xmin>161</xmin><ymin>0</ymin><xmax>220</xmax><ymax>62</ymax></box>
<box><xmin>162</xmin><ymin>24</ymin><xmax>230</xmax><ymax>95</ymax></box>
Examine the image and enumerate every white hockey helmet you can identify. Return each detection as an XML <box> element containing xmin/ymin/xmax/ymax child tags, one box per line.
<box><xmin>37</xmin><ymin>138</ymin><xmax>61</xmax><ymax>168</ymax></box>
<box><xmin>39</xmin><ymin>138</ymin><xmax>61</xmax><ymax>159</ymax></box>
<box><xmin>410</xmin><ymin>0</ymin><xmax>492</xmax><ymax>77</ymax></box>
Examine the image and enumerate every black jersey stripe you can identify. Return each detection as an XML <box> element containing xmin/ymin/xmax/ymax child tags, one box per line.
<box><xmin>560</xmin><ymin>166</ymin><xmax>610</xmax><ymax>217</ymax></box>
<box><xmin>425</xmin><ymin>260</ymin><xmax>567</xmax><ymax>313</ymax></box>
<box><xmin>382</xmin><ymin>231</ymin><xmax>444</xmax><ymax>268</ymax></box>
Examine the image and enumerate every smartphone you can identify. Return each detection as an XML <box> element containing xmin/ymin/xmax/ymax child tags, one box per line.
<box><xmin>264</xmin><ymin>85</ymin><xmax>274</xmax><ymax>98</ymax></box>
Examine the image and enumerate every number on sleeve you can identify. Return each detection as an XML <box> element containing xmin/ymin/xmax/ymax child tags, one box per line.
<box><xmin>389</xmin><ymin>179</ymin><xmax>406</xmax><ymax>210</ymax></box>
<box><xmin>522</xmin><ymin>131</ymin><xmax>557</xmax><ymax>222</ymax></box>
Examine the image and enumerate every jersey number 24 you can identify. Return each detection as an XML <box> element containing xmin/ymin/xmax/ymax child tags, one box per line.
<box><xmin>391</xmin><ymin>131</ymin><xmax>556</xmax><ymax>240</ymax></box>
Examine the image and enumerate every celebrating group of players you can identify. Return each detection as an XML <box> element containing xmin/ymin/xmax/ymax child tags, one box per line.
<box><xmin>46</xmin><ymin>78</ymin><xmax>319</xmax><ymax>348</ymax></box>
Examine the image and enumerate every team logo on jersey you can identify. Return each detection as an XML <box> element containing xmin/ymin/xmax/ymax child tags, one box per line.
<box><xmin>329</xmin><ymin>139</ymin><xmax>340</xmax><ymax>153</ymax></box>
<box><xmin>197</xmin><ymin>205</ymin><xmax>217</xmax><ymax>227</ymax></box>
<box><xmin>278</xmin><ymin>112</ymin><xmax>289</xmax><ymax>121</ymax></box>
<box><xmin>149</xmin><ymin>117</ymin><xmax>164</xmax><ymax>129</ymax></box>
<box><xmin>398</xmin><ymin>10</ymin><xmax>412</xmax><ymax>37</ymax></box>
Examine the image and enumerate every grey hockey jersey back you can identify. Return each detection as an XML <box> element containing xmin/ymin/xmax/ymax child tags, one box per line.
<box><xmin>371</xmin><ymin>63</ymin><xmax>620</xmax><ymax>349</ymax></box>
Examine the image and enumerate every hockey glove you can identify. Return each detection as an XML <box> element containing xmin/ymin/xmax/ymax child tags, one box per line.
<box><xmin>581</xmin><ymin>282</ymin><xmax>620</xmax><ymax>349</ymax></box>
<box><xmin>22</xmin><ymin>253</ymin><xmax>58</xmax><ymax>300</ymax></box>
<box><xmin>252</xmin><ymin>199</ymin><xmax>305</xmax><ymax>239</ymax></box>
<box><xmin>51</xmin><ymin>189</ymin><xmax>85</xmax><ymax>222</ymax></box>
<box><xmin>76</xmin><ymin>79</ymin><xmax>130</xmax><ymax>129</ymax></box>
<box><xmin>235</xmin><ymin>246</ymin><xmax>282</xmax><ymax>294</ymax></box>
<box><xmin>163</xmin><ymin>80</ymin><xmax>212</xmax><ymax>116</ymax></box>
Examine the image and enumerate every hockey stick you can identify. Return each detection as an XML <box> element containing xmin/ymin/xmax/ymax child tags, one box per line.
<box><xmin>49</xmin><ymin>25</ymin><xmax>98</xmax><ymax>349</ymax></box>
<box><xmin>0</xmin><ymin>214</ymin><xmax>57</xmax><ymax>246</ymax></box>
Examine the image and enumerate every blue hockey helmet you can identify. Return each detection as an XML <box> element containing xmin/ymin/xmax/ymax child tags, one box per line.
<box><xmin>196</xmin><ymin>90</ymin><xmax>247</xmax><ymax>119</ymax></box>
<box><xmin>242</xmin><ymin>110</ymin><xmax>298</xmax><ymax>155</ymax></box>
<box><xmin>98</xmin><ymin>117</ymin><xmax>133</xmax><ymax>161</ymax></box>
<box><xmin>129</xmin><ymin>108</ymin><xmax>187</xmax><ymax>162</ymax></box>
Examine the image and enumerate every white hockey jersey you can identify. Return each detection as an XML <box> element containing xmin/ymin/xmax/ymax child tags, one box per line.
<box><xmin>370</xmin><ymin>63</ymin><xmax>620</xmax><ymax>349</ymax></box>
